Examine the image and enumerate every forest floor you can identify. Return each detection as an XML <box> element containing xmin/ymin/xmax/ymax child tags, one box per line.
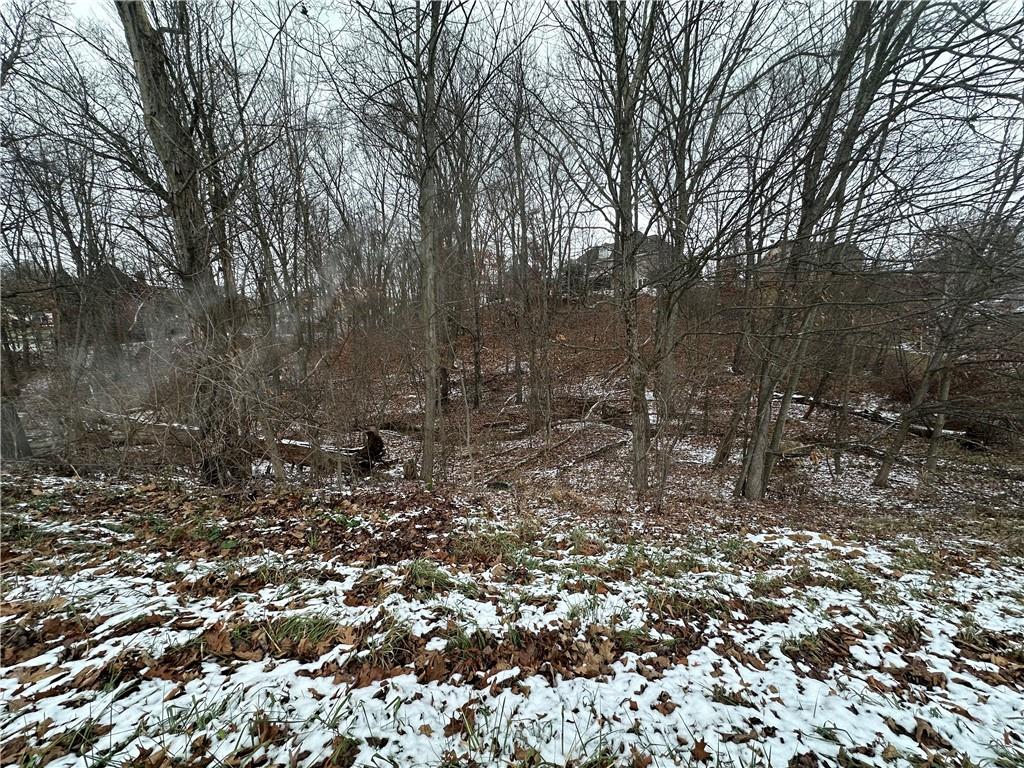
<box><xmin>2</xmin><ymin>467</ymin><xmax>1023</xmax><ymax>768</ymax></box>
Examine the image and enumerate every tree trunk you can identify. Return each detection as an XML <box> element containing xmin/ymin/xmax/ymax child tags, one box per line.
<box><xmin>472</xmin><ymin>273</ymin><xmax>482</xmax><ymax>410</ymax></box>
<box><xmin>763</xmin><ymin>307</ymin><xmax>818</xmax><ymax>487</ymax></box>
<box><xmin>1</xmin><ymin>398</ymin><xmax>32</xmax><ymax>460</ymax></box>
<box><xmin>257</xmin><ymin>413</ymin><xmax>285</xmax><ymax>484</ymax></box>
<box><xmin>873</xmin><ymin>347</ymin><xmax>944</xmax><ymax>488</ymax></box>
<box><xmin>608</xmin><ymin>2</ymin><xmax>658</xmax><ymax>495</ymax></box>
<box><xmin>418</xmin><ymin>1</ymin><xmax>442</xmax><ymax>486</ymax></box>
<box><xmin>833</xmin><ymin>346</ymin><xmax>857</xmax><ymax>476</ymax></box>
<box><xmin>712</xmin><ymin>388</ymin><xmax>750</xmax><ymax>469</ymax></box>
<box><xmin>733</xmin><ymin>303</ymin><xmax>790</xmax><ymax>498</ymax></box>
<box><xmin>653</xmin><ymin>287</ymin><xmax>678</xmax><ymax>424</ymax></box>
<box><xmin>117</xmin><ymin>1</ymin><xmax>250</xmax><ymax>484</ymax></box>
<box><xmin>920</xmin><ymin>363</ymin><xmax>952</xmax><ymax>486</ymax></box>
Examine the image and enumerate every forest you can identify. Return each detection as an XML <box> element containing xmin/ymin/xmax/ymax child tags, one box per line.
<box><xmin>1</xmin><ymin>1</ymin><xmax>1023</xmax><ymax>767</ymax></box>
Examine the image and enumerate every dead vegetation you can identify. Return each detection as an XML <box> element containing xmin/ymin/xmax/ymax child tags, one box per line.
<box><xmin>2</xmin><ymin>475</ymin><xmax>1023</xmax><ymax>767</ymax></box>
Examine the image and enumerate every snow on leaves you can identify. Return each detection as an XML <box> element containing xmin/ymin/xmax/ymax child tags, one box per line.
<box><xmin>1</xmin><ymin>476</ymin><xmax>1023</xmax><ymax>767</ymax></box>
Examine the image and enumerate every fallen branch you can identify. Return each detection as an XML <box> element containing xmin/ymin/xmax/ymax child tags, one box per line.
<box><xmin>790</xmin><ymin>394</ymin><xmax>965</xmax><ymax>441</ymax></box>
<box><xmin>563</xmin><ymin>438</ymin><xmax>628</xmax><ymax>469</ymax></box>
<box><xmin>482</xmin><ymin>431</ymin><xmax>580</xmax><ymax>484</ymax></box>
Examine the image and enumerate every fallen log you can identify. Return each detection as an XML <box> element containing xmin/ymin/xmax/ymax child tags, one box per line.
<box><xmin>564</xmin><ymin>438</ymin><xmax>628</xmax><ymax>468</ymax></box>
<box><xmin>774</xmin><ymin>443</ymin><xmax>818</xmax><ymax>459</ymax></box>
<box><xmin>380</xmin><ymin>419</ymin><xmax>422</xmax><ymax>437</ymax></box>
<box><xmin>482</xmin><ymin>431</ymin><xmax>579</xmax><ymax>484</ymax></box>
<box><xmin>276</xmin><ymin>442</ymin><xmax>358</xmax><ymax>476</ymax></box>
<box><xmin>79</xmin><ymin>408</ymin><xmax>392</xmax><ymax>479</ymax></box>
<box><xmin>276</xmin><ymin>428</ymin><xmax>387</xmax><ymax>478</ymax></box>
<box><xmin>789</xmin><ymin>394</ymin><xmax>965</xmax><ymax>441</ymax></box>
<box><xmin>777</xmin><ymin>441</ymin><xmax>917</xmax><ymax>468</ymax></box>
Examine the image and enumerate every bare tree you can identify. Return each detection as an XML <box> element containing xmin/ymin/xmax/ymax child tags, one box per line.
<box><xmin>557</xmin><ymin>2</ymin><xmax>663</xmax><ymax>495</ymax></box>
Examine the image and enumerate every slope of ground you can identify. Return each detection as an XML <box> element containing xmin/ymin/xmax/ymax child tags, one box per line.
<box><xmin>2</xmin><ymin>474</ymin><xmax>1022</xmax><ymax>767</ymax></box>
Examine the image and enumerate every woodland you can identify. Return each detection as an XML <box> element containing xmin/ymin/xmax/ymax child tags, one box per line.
<box><xmin>1</xmin><ymin>2</ymin><xmax>1023</xmax><ymax>767</ymax></box>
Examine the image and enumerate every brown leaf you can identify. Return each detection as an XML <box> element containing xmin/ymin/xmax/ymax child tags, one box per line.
<box><xmin>837</xmin><ymin>747</ymin><xmax>871</xmax><ymax>768</ymax></box>
<box><xmin>914</xmin><ymin>717</ymin><xmax>952</xmax><ymax>750</ymax></box>
<box><xmin>865</xmin><ymin>675</ymin><xmax>891</xmax><ymax>694</ymax></box>
<box><xmin>721</xmin><ymin>729</ymin><xmax>758</xmax><ymax>744</ymax></box>
<box><xmin>337</xmin><ymin>625</ymin><xmax>358</xmax><ymax>646</ymax></box>
<box><xmin>204</xmin><ymin>627</ymin><xmax>232</xmax><ymax>656</ymax></box>
<box><xmin>630</xmin><ymin>748</ymin><xmax>653</xmax><ymax>768</ymax></box>
<box><xmin>0</xmin><ymin>734</ymin><xmax>28</xmax><ymax>765</ymax></box>
<box><xmin>162</xmin><ymin>684</ymin><xmax>184</xmax><ymax>702</ymax></box>
<box><xmin>788</xmin><ymin>753</ymin><xmax>819</xmax><ymax>768</ymax></box>
<box><xmin>946</xmin><ymin>702</ymin><xmax>978</xmax><ymax>722</ymax></box>
<box><xmin>443</xmin><ymin>701</ymin><xmax>477</xmax><ymax>739</ymax></box>
<box><xmin>691</xmin><ymin>739</ymin><xmax>712</xmax><ymax>763</ymax></box>
<box><xmin>252</xmin><ymin>712</ymin><xmax>289</xmax><ymax>746</ymax></box>
<box><xmin>653</xmin><ymin>691</ymin><xmax>677</xmax><ymax>715</ymax></box>
<box><xmin>34</xmin><ymin>717</ymin><xmax>55</xmax><ymax>739</ymax></box>
<box><xmin>13</xmin><ymin>664</ymin><xmax>62</xmax><ymax>684</ymax></box>
<box><xmin>883</xmin><ymin>716</ymin><xmax>911</xmax><ymax>737</ymax></box>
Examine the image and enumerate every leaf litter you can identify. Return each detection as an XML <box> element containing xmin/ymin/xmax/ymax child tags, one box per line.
<box><xmin>1</xmin><ymin>475</ymin><xmax>1023</xmax><ymax>767</ymax></box>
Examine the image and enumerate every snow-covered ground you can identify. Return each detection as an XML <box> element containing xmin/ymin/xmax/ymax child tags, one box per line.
<box><xmin>2</xmin><ymin>476</ymin><xmax>1022</xmax><ymax>767</ymax></box>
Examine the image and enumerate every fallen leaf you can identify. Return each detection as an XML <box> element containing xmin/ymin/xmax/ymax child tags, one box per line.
<box><xmin>914</xmin><ymin>717</ymin><xmax>952</xmax><ymax>750</ymax></box>
<box><xmin>653</xmin><ymin>691</ymin><xmax>677</xmax><ymax>715</ymax></box>
<box><xmin>203</xmin><ymin>627</ymin><xmax>232</xmax><ymax>656</ymax></box>
<box><xmin>691</xmin><ymin>739</ymin><xmax>712</xmax><ymax>763</ymax></box>
<box><xmin>13</xmin><ymin>665</ymin><xmax>62</xmax><ymax>684</ymax></box>
<box><xmin>630</xmin><ymin>748</ymin><xmax>653</xmax><ymax>768</ymax></box>
<box><xmin>788</xmin><ymin>753</ymin><xmax>819</xmax><ymax>768</ymax></box>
